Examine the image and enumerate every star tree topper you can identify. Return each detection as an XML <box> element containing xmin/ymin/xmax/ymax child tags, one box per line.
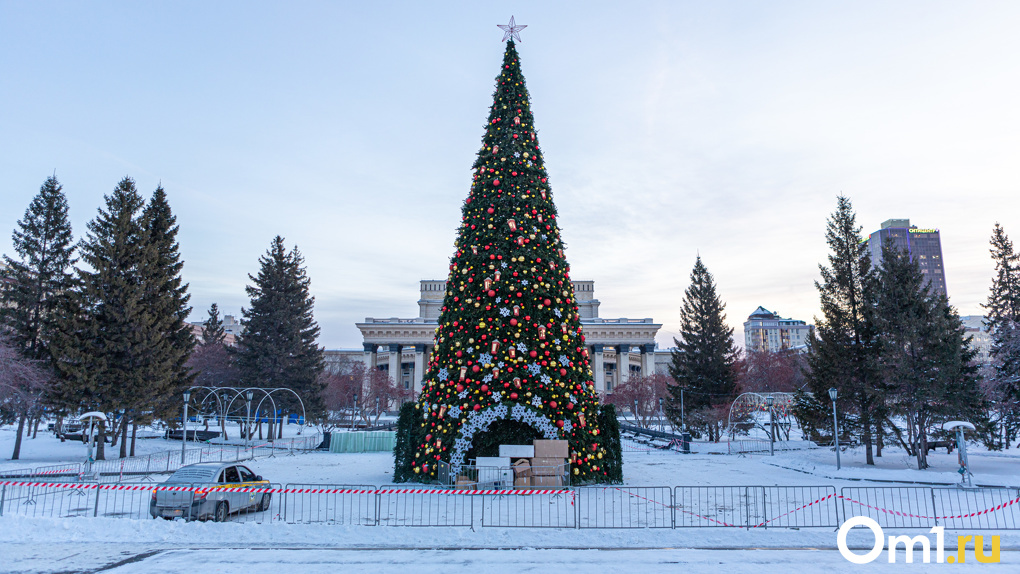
<box><xmin>497</xmin><ymin>16</ymin><xmax>527</xmax><ymax>43</ymax></box>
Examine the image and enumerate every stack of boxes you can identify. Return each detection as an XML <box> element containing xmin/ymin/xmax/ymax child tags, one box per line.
<box><xmin>500</xmin><ymin>440</ymin><xmax>569</xmax><ymax>488</ymax></box>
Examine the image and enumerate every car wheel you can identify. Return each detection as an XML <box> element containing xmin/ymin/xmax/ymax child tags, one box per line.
<box><xmin>214</xmin><ymin>501</ymin><xmax>228</xmax><ymax>523</ymax></box>
<box><xmin>256</xmin><ymin>494</ymin><xmax>271</xmax><ymax>512</ymax></box>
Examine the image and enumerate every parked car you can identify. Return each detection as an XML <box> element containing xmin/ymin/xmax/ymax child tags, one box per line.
<box><xmin>149</xmin><ymin>462</ymin><xmax>270</xmax><ymax>522</ymax></box>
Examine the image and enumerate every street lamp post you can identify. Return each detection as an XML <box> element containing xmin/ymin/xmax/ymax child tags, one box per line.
<box><xmin>828</xmin><ymin>388</ymin><xmax>841</xmax><ymax>470</ymax></box>
<box><xmin>633</xmin><ymin>399</ymin><xmax>639</xmax><ymax>427</ymax></box>
<box><xmin>181</xmin><ymin>389</ymin><xmax>192</xmax><ymax>464</ymax></box>
<box><xmin>658</xmin><ymin>397</ymin><xmax>664</xmax><ymax>432</ymax></box>
<box><xmin>375</xmin><ymin>397</ymin><xmax>380</xmax><ymax>426</ymax></box>
<box><xmin>766</xmin><ymin>395</ymin><xmax>775</xmax><ymax>456</ymax></box>
<box><xmin>352</xmin><ymin>393</ymin><xmax>358</xmax><ymax>431</ymax></box>
<box><xmin>245</xmin><ymin>390</ymin><xmax>254</xmax><ymax>449</ymax></box>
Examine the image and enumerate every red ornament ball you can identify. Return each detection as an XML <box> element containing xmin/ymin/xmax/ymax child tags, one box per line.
<box><xmin>471</xmin><ymin>365</ymin><xmax>480</xmax><ymax>373</ymax></box>
<box><xmin>529</xmin><ymin>350</ymin><xmax>538</xmax><ymax>358</ymax></box>
<box><xmin>560</xmin><ymin>368</ymin><xmax>567</xmax><ymax>376</ymax></box>
<box><xmin>510</xmin><ymin>392</ymin><xmax>518</xmax><ymax>400</ymax></box>
<box><xmin>493</xmin><ymin>179</ymin><xmax>500</xmax><ymax>186</ymax></box>
<box><xmin>487</xmin><ymin>290</ymin><xmax>496</xmax><ymax>297</ymax></box>
<box><xmin>510</xmin><ymin>318</ymin><xmax>518</xmax><ymax>326</ymax></box>
<box><xmin>456</xmin><ymin>384</ymin><xmax>464</xmax><ymax>392</ymax></box>
<box><xmin>543</xmin><ymin>299</ymin><xmax>551</xmax><ymax>306</ymax></box>
<box><xmin>487</xmin><ymin>207</ymin><xmax>494</xmax><ymax>214</ymax></box>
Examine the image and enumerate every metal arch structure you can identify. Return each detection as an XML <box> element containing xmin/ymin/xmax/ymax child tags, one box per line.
<box><xmin>725</xmin><ymin>392</ymin><xmax>795</xmax><ymax>441</ymax></box>
<box><xmin>188</xmin><ymin>386</ymin><xmax>309</xmax><ymax>439</ymax></box>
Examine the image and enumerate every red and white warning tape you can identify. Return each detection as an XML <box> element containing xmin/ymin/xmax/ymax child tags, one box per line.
<box><xmin>0</xmin><ymin>480</ymin><xmax>569</xmax><ymax>496</ymax></box>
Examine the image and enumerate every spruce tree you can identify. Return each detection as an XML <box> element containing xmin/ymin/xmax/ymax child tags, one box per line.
<box><xmin>201</xmin><ymin>303</ymin><xmax>227</xmax><ymax>346</ymax></box>
<box><xmin>408</xmin><ymin>39</ymin><xmax>613</xmax><ymax>484</ymax></box>
<box><xmin>806</xmin><ymin>196</ymin><xmax>882</xmax><ymax>465</ymax></box>
<box><xmin>51</xmin><ymin>177</ymin><xmax>153</xmax><ymax>460</ymax></box>
<box><xmin>0</xmin><ymin>175</ymin><xmax>74</xmax><ymax>459</ymax></box>
<box><xmin>876</xmin><ymin>241</ymin><xmax>986</xmax><ymax>468</ymax></box>
<box><xmin>234</xmin><ymin>236</ymin><xmax>325</xmax><ymax>424</ymax></box>
<box><xmin>666</xmin><ymin>256</ymin><xmax>738</xmax><ymax>442</ymax></box>
<box><xmin>1</xmin><ymin>175</ymin><xmax>76</xmax><ymax>360</ymax></box>
<box><xmin>135</xmin><ymin>186</ymin><xmax>194</xmax><ymax>456</ymax></box>
<box><xmin>983</xmin><ymin>223</ymin><xmax>1020</xmax><ymax>447</ymax></box>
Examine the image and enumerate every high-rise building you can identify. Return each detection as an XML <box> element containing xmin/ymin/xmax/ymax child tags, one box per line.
<box><xmin>868</xmin><ymin>219</ymin><xmax>947</xmax><ymax>297</ymax></box>
<box><xmin>743</xmin><ymin>307</ymin><xmax>811</xmax><ymax>353</ymax></box>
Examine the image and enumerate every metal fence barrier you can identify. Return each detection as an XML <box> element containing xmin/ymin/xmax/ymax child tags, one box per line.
<box><xmin>577</xmin><ymin>486</ymin><xmax>673</xmax><ymax>529</ymax></box>
<box><xmin>840</xmin><ymin>486</ymin><xmax>937</xmax><ymax>529</ymax></box>
<box><xmin>3</xmin><ymin>481</ymin><xmax>1019</xmax><ymax>530</ymax></box>
<box><xmin>0</xmin><ymin>434</ymin><xmax>321</xmax><ymax>484</ymax></box>
<box><xmin>481</xmin><ymin>489</ymin><xmax>575</xmax><ymax>528</ymax></box>
<box><xmin>377</xmin><ymin>487</ymin><xmax>473</xmax><ymax>527</ymax></box>
<box><xmin>674</xmin><ymin>486</ymin><xmax>761</xmax><ymax>528</ymax></box>
<box><xmin>281</xmin><ymin>484</ymin><xmax>376</xmax><ymax>525</ymax></box>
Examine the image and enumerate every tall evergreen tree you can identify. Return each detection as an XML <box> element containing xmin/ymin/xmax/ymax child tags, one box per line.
<box><xmin>1</xmin><ymin>175</ymin><xmax>76</xmax><ymax>360</ymax></box>
<box><xmin>0</xmin><ymin>175</ymin><xmax>74</xmax><ymax>458</ymax></box>
<box><xmin>133</xmin><ymin>186</ymin><xmax>194</xmax><ymax>456</ymax></box>
<box><xmin>805</xmin><ymin>196</ymin><xmax>882</xmax><ymax>465</ymax></box>
<box><xmin>51</xmin><ymin>177</ymin><xmax>153</xmax><ymax>460</ymax></box>
<box><xmin>876</xmin><ymin>241</ymin><xmax>986</xmax><ymax>468</ymax></box>
<box><xmin>983</xmin><ymin>223</ymin><xmax>1020</xmax><ymax>447</ymax></box>
<box><xmin>405</xmin><ymin>39</ymin><xmax>615</xmax><ymax>484</ymax></box>
<box><xmin>234</xmin><ymin>236</ymin><xmax>324</xmax><ymax>424</ymax></box>
<box><xmin>666</xmin><ymin>256</ymin><xmax>738</xmax><ymax>441</ymax></box>
<box><xmin>201</xmin><ymin>303</ymin><xmax>226</xmax><ymax>346</ymax></box>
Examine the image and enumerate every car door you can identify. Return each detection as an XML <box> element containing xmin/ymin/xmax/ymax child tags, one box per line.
<box><xmin>221</xmin><ymin>465</ymin><xmax>243</xmax><ymax>510</ymax></box>
<box><xmin>236</xmin><ymin>466</ymin><xmax>261</xmax><ymax>510</ymax></box>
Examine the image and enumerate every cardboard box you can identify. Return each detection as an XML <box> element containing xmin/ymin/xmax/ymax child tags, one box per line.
<box><xmin>514</xmin><ymin>477</ymin><xmax>531</xmax><ymax>488</ymax></box>
<box><xmin>512</xmin><ymin>458</ymin><xmax>531</xmax><ymax>478</ymax></box>
<box><xmin>499</xmin><ymin>444</ymin><xmax>535</xmax><ymax>458</ymax></box>
<box><xmin>475</xmin><ymin>456</ymin><xmax>511</xmax><ymax>468</ymax></box>
<box><xmin>530</xmin><ymin>475</ymin><xmax>564</xmax><ymax>487</ymax></box>
<box><xmin>533</xmin><ymin>439</ymin><xmax>569</xmax><ymax>458</ymax></box>
<box><xmin>455</xmin><ymin>476</ymin><xmax>478</xmax><ymax>490</ymax></box>
<box><xmin>530</xmin><ymin>457</ymin><xmax>566</xmax><ymax>476</ymax></box>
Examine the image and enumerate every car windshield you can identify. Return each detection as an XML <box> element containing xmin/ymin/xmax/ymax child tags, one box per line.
<box><xmin>166</xmin><ymin>467</ymin><xmax>218</xmax><ymax>484</ymax></box>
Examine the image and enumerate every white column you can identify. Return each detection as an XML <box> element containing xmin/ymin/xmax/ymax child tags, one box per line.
<box><xmin>387</xmin><ymin>344</ymin><xmax>401</xmax><ymax>383</ymax></box>
<box><xmin>617</xmin><ymin>344</ymin><xmax>631</xmax><ymax>386</ymax></box>
<box><xmin>592</xmin><ymin>345</ymin><xmax>605</xmax><ymax>394</ymax></box>
<box><xmin>640</xmin><ymin>344</ymin><xmax>655</xmax><ymax>376</ymax></box>
<box><xmin>413</xmin><ymin>344</ymin><xmax>425</xmax><ymax>396</ymax></box>
<box><xmin>362</xmin><ymin>343</ymin><xmax>378</xmax><ymax>371</ymax></box>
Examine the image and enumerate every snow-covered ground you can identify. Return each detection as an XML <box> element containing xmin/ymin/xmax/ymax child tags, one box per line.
<box><xmin>2</xmin><ymin>424</ymin><xmax>1020</xmax><ymax>572</ymax></box>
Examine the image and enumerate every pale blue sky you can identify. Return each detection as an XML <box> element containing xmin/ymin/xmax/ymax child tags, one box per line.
<box><xmin>3</xmin><ymin>1</ymin><xmax>1019</xmax><ymax>349</ymax></box>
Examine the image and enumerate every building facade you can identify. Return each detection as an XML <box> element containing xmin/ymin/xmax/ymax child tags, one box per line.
<box><xmin>868</xmin><ymin>219</ymin><xmax>947</xmax><ymax>297</ymax></box>
<box><xmin>325</xmin><ymin>280</ymin><xmax>667</xmax><ymax>398</ymax></box>
<box><xmin>960</xmin><ymin>315</ymin><xmax>992</xmax><ymax>365</ymax></box>
<box><xmin>742</xmin><ymin>306</ymin><xmax>811</xmax><ymax>353</ymax></box>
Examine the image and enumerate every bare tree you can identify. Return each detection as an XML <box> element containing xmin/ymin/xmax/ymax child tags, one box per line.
<box><xmin>605</xmin><ymin>374</ymin><xmax>672</xmax><ymax>428</ymax></box>
<box><xmin>0</xmin><ymin>334</ymin><xmax>51</xmax><ymax>459</ymax></box>
<box><xmin>319</xmin><ymin>358</ymin><xmax>411</xmax><ymax>430</ymax></box>
<box><xmin>736</xmin><ymin>349</ymin><xmax>806</xmax><ymax>395</ymax></box>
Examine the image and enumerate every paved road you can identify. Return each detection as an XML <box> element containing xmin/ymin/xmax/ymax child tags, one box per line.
<box><xmin>6</xmin><ymin>545</ymin><xmax>1015</xmax><ymax>574</ymax></box>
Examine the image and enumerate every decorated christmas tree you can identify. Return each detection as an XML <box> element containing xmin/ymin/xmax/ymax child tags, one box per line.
<box><xmin>407</xmin><ymin>28</ymin><xmax>618</xmax><ymax>484</ymax></box>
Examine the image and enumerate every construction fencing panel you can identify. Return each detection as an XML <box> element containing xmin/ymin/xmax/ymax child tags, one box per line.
<box><xmin>674</xmin><ymin>486</ymin><xmax>763</xmax><ymax>528</ymax></box>
<box><xmin>377</xmin><ymin>487</ymin><xmax>473</xmax><ymax>527</ymax></box>
<box><xmin>840</xmin><ymin>487</ymin><xmax>936</xmax><ymax>529</ymax></box>
<box><xmin>481</xmin><ymin>489</ymin><xmax>576</xmax><ymax>528</ymax></box>
<box><xmin>576</xmin><ymin>487</ymin><xmax>673</xmax><ymax>529</ymax></box>
<box><xmin>282</xmin><ymin>484</ymin><xmax>377</xmax><ymax>525</ymax></box>
<box><xmin>0</xmin><ymin>482</ymin><xmax>99</xmax><ymax>519</ymax></box>
<box><xmin>933</xmin><ymin>487</ymin><xmax>1020</xmax><ymax>530</ymax></box>
<box><xmin>756</xmin><ymin>486</ymin><xmax>840</xmax><ymax>529</ymax></box>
